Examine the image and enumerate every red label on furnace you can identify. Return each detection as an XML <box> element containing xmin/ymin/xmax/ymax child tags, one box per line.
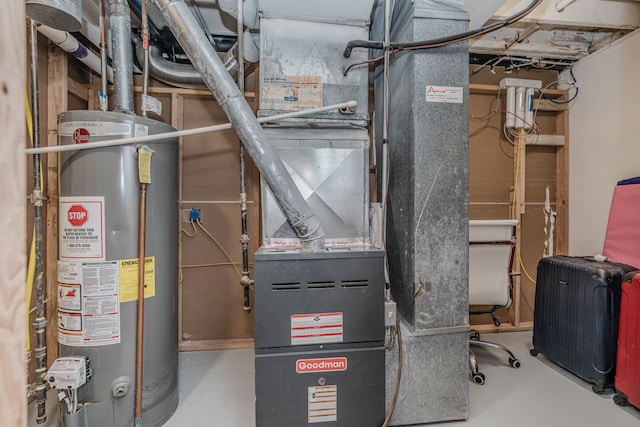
<box><xmin>296</xmin><ymin>357</ymin><xmax>347</xmax><ymax>374</ymax></box>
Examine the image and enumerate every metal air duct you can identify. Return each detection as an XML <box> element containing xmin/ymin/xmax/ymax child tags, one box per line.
<box><xmin>109</xmin><ymin>0</ymin><xmax>134</xmax><ymax>113</ymax></box>
<box><xmin>26</xmin><ymin>0</ymin><xmax>82</xmax><ymax>32</ymax></box>
<box><xmin>150</xmin><ymin>0</ymin><xmax>325</xmax><ymax>251</ymax></box>
<box><xmin>134</xmin><ymin>41</ymin><xmax>257</xmax><ymax>88</ymax></box>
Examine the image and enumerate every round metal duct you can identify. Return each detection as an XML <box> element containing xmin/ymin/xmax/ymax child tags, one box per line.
<box><xmin>26</xmin><ymin>0</ymin><xmax>82</xmax><ymax>32</ymax></box>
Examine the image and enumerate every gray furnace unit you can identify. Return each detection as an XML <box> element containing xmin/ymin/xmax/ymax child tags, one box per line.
<box><xmin>254</xmin><ymin>249</ymin><xmax>385</xmax><ymax>426</ymax></box>
<box><xmin>253</xmin><ymin>1</ymin><xmax>384</xmax><ymax>426</ymax></box>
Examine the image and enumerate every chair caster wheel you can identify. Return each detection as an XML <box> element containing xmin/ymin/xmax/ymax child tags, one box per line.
<box><xmin>529</xmin><ymin>348</ymin><xmax>539</xmax><ymax>357</ymax></box>
<box><xmin>470</xmin><ymin>331</ymin><xmax>480</xmax><ymax>341</ymax></box>
<box><xmin>509</xmin><ymin>357</ymin><xmax>521</xmax><ymax>368</ymax></box>
<box><xmin>614</xmin><ymin>394</ymin><xmax>628</xmax><ymax>406</ymax></box>
<box><xmin>472</xmin><ymin>372</ymin><xmax>485</xmax><ymax>385</ymax></box>
<box><xmin>493</xmin><ymin>318</ymin><xmax>501</xmax><ymax>327</ymax></box>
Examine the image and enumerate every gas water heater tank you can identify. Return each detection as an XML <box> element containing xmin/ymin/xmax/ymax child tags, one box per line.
<box><xmin>57</xmin><ymin>110</ymin><xmax>179</xmax><ymax>427</ymax></box>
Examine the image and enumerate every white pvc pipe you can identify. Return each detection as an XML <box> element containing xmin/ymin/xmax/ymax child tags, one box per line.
<box><xmin>37</xmin><ymin>24</ymin><xmax>114</xmax><ymax>82</ymax></box>
<box><xmin>25</xmin><ymin>100</ymin><xmax>358</xmax><ymax>155</ymax></box>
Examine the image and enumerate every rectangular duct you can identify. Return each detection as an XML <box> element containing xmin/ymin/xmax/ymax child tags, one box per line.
<box><xmin>261</xmin><ymin>127</ymin><xmax>370</xmax><ymax>248</ymax></box>
<box><xmin>372</xmin><ymin>0</ymin><xmax>470</xmax><ymax>424</ymax></box>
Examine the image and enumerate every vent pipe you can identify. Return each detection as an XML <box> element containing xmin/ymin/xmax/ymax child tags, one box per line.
<box><xmin>109</xmin><ymin>0</ymin><xmax>134</xmax><ymax>113</ymax></box>
<box><xmin>135</xmin><ymin>42</ymin><xmax>241</xmax><ymax>87</ymax></box>
<box><xmin>26</xmin><ymin>0</ymin><xmax>82</xmax><ymax>32</ymax></box>
<box><xmin>135</xmin><ymin>38</ymin><xmax>258</xmax><ymax>88</ymax></box>
<box><xmin>150</xmin><ymin>0</ymin><xmax>325</xmax><ymax>251</ymax></box>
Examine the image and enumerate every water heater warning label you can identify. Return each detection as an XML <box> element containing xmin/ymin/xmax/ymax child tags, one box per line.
<box><xmin>308</xmin><ymin>385</ymin><xmax>337</xmax><ymax>423</ymax></box>
<box><xmin>60</xmin><ymin>197</ymin><xmax>105</xmax><ymax>261</ymax></box>
<box><xmin>291</xmin><ymin>312</ymin><xmax>343</xmax><ymax>345</ymax></box>
<box><xmin>57</xmin><ymin>260</ymin><xmax>120</xmax><ymax>347</ymax></box>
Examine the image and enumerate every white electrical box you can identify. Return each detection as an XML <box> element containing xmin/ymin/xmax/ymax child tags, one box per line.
<box><xmin>47</xmin><ymin>357</ymin><xmax>90</xmax><ymax>390</ymax></box>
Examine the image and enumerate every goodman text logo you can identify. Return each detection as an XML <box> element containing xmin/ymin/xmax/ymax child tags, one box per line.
<box><xmin>296</xmin><ymin>357</ymin><xmax>347</xmax><ymax>374</ymax></box>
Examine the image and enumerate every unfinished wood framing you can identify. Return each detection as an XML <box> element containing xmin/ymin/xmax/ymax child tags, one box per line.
<box><xmin>469</xmin><ymin>80</ymin><xmax>569</xmax><ymax>332</ymax></box>
<box><xmin>0</xmin><ymin>1</ymin><xmax>27</xmax><ymax>425</ymax></box>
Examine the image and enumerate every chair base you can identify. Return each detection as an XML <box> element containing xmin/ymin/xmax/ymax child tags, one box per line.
<box><xmin>468</xmin><ymin>330</ymin><xmax>521</xmax><ymax>385</ymax></box>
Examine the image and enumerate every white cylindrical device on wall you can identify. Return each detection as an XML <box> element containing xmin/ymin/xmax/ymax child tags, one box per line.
<box><xmin>506</xmin><ymin>86</ymin><xmax>516</xmax><ymax>129</ymax></box>
<box><xmin>524</xmin><ymin>87</ymin><xmax>535</xmax><ymax>130</ymax></box>
<box><xmin>515</xmin><ymin>87</ymin><xmax>526</xmax><ymax>129</ymax></box>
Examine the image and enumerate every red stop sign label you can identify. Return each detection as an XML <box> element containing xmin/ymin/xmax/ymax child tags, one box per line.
<box><xmin>68</xmin><ymin>205</ymin><xmax>88</xmax><ymax>227</ymax></box>
<box><xmin>73</xmin><ymin>128</ymin><xmax>90</xmax><ymax>144</ymax></box>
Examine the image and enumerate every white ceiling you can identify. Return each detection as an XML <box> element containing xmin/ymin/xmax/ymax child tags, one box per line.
<box><xmin>468</xmin><ymin>0</ymin><xmax>640</xmax><ymax>62</ymax></box>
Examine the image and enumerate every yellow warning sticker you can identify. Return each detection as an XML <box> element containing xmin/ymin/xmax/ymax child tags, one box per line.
<box><xmin>119</xmin><ymin>256</ymin><xmax>155</xmax><ymax>302</ymax></box>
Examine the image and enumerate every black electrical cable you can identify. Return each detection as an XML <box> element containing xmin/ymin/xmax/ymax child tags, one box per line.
<box><xmin>343</xmin><ymin>0</ymin><xmax>543</xmax><ymax>74</ymax></box>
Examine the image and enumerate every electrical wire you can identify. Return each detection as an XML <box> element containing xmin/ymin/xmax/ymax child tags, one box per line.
<box><xmin>382</xmin><ymin>314</ymin><xmax>402</xmax><ymax>427</ymax></box>
<box><xmin>195</xmin><ymin>220</ymin><xmax>243</xmax><ymax>279</ymax></box>
<box><xmin>509</xmin><ymin>130</ymin><xmax>537</xmax><ymax>285</ymax></box>
<box><xmin>344</xmin><ymin>0</ymin><xmax>543</xmax><ymax>75</ymax></box>
<box><xmin>180</xmin><ymin>220</ymin><xmax>197</xmax><ymax>237</ymax></box>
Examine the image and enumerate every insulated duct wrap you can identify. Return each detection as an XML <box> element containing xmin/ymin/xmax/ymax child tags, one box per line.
<box><xmin>150</xmin><ymin>0</ymin><xmax>325</xmax><ymax>251</ymax></box>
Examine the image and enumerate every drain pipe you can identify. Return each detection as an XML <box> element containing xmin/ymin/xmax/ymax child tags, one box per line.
<box><xmin>109</xmin><ymin>0</ymin><xmax>134</xmax><ymax>113</ymax></box>
<box><xmin>151</xmin><ymin>0</ymin><xmax>325</xmax><ymax>251</ymax></box>
<box><xmin>28</xmin><ymin>18</ymin><xmax>48</xmax><ymax>425</ymax></box>
<box><xmin>37</xmin><ymin>24</ymin><xmax>114</xmax><ymax>83</ymax></box>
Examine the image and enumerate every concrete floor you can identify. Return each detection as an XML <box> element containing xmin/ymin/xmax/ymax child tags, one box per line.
<box><xmin>166</xmin><ymin>331</ymin><xmax>640</xmax><ymax>427</ymax></box>
<box><xmin>29</xmin><ymin>331</ymin><xmax>640</xmax><ymax>426</ymax></box>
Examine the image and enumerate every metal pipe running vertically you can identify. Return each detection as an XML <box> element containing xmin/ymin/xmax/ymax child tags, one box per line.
<box><xmin>99</xmin><ymin>0</ymin><xmax>109</xmax><ymax>111</ymax></box>
<box><xmin>141</xmin><ymin>0</ymin><xmax>150</xmax><ymax>117</ymax></box>
<box><xmin>109</xmin><ymin>0</ymin><xmax>135</xmax><ymax>113</ymax></box>
<box><xmin>29</xmin><ymin>18</ymin><xmax>48</xmax><ymax>425</ymax></box>
<box><xmin>237</xmin><ymin>0</ymin><xmax>251</xmax><ymax>312</ymax></box>
<box><xmin>150</xmin><ymin>0</ymin><xmax>326</xmax><ymax>251</ymax></box>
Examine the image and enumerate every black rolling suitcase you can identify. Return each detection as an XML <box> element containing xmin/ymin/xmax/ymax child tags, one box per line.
<box><xmin>530</xmin><ymin>256</ymin><xmax>636</xmax><ymax>393</ymax></box>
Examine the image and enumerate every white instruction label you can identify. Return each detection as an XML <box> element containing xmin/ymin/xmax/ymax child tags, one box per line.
<box><xmin>141</xmin><ymin>94</ymin><xmax>163</xmax><ymax>116</ymax></box>
<box><xmin>262</xmin><ymin>76</ymin><xmax>322</xmax><ymax>111</ymax></box>
<box><xmin>57</xmin><ymin>260</ymin><xmax>120</xmax><ymax>347</ymax></box>
<box><xmin>308</xmin><ymin>385</ymin><xmax>338</xmax><ymax>423</ymax></box>
<box><xmin>58</xmin><ymin>283</ymin><xmax>81</xmax><ymax>311</ymax></box>
<box><xmin>425</xmin><ymin>85</ymin><xmax>464</xmax><ymax>104</ymax></box>
<box><xmin>59</xmin><ymin>197</ymin><xmax>106</xmax><ymax>261</ymax></box>
<box><xmin>291</xmin><ymin>312</ymin><xmax>343</xmax><ymax>345</ymax></box>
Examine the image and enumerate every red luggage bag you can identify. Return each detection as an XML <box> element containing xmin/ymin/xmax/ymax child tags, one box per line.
<box><xmin>614</xmin><ymin>271</ymin><xmax>640</xmax><ymax>408</ymax></box>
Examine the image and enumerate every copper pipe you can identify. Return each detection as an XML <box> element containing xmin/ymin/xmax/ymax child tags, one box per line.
<box><xmin>135</xmin><ymin>182</ymin><xmax>148</xmax><ymax>426</ymax></box>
